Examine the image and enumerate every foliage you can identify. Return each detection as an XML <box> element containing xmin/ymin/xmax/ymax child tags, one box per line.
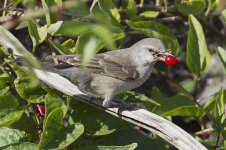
<box><xmin>0</xmin><ymin>0</ymin><xmax>225</xmax><ymax>149</ymax></box>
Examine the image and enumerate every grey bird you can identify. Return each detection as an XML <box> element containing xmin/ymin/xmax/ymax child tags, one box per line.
<box><xmin>45</xmin><ymin>38</ymin><xmax>171</xmax><ymax>108</ymax></box>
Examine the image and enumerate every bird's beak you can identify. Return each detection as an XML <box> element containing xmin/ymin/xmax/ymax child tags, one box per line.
<box><xmin>155</xmin><ymin>51</ymin><xmax>171</xmax><ymax>61</ymax></box>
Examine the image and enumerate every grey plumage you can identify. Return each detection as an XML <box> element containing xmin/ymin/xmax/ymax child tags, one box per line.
<box><xmin>44</xmin><ymin>38</ymin><xmax>168</xmax><ymax>107</ymax></box>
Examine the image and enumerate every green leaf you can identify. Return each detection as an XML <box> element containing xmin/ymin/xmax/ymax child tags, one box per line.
<box><xmin>139</xmin><ymin>11</ymin><xmax>159</xmax><ymax>18</ymax></box>
<box><xmin>42</xmin><ymin>123</ymin><xmax>84</xmax><ymax>149</ymax></box>
<box><xmin>90</xmin><ymin>24</ymin><xmax>115</xmax><ymax>49</ymax></box>
<box><xmin>162</xmin><ymin>106</ymin><xmax>205</xmax><ymax>119</ymax></box>
<box><xmin>126</xmin><ymin>0</ymin><xmax>137</xmax><ymax>18</ymax></box>
<box><xmin>175</xmin><ymin>0</ymin><xmax>206</xmax><ymax>14</ymax></box>
<box><xmin>39</xmin><ymin>108</ymin><xmax>64</xmax><ymax>148</ymax></box>
<box><xmin>48</xmin><ymin>39</ymin><xmax>72</xmax><ymax>55</ymax></box>
<box><xmin>70</xmin><ymin>101</ymin><xmax>131</xmax><ymax>136</ymax></box>
<box><xmin>83</xmin><ymin>128</ymin><xmax>168</xmax><ymax>150</ymax></box>
<box><xmin>0</xmin><ymin>95</ymin><xmax>18</xmax><ymax>109</ymax></box>
<box><xmin>66</xmin><ymin>0</ymin><xmax>89</xmax><ymax>17</ymax></box>
<box><xmin>75</xmin><ymin>33</ymin><xmax>102</xmax><ymax>66</ymax></box>
<box><xmin>98</xmin><ymin>0</ymin><xmax>120</xmax><ymax>22</ymax></box>
<box><xmin>213</xmin><ymin>87</ymin><xmax>225</xmax><ymax>124</ymax></box>
<box><xmin>149</xmin><ymin>88</ymin><xmax>196</xmax><ymax>116</ymax></box>
<box><xmin>45</xmin><ymin>91</ymin><xmax>69</xmax><ymax>117</ymax></box>
<box><xmin>0</xmin><ymin>76</ymin><xmax>11</xmax><ymax>95</ymax></box>
<box><xmin>0</xmin><ymin>110</ymin><xmax>24</xmax><ymax>128</ymax></box>
<box><xmin>179</xmin><ymin>79</ymin><xmax>195</xmax><ymax>93</ymax></box>
<box><xmin>14</xmin><ymin>68</ymin><xmax>46</xmax><ymax>103</ymax></box>
<box><xmin>41</xmin><ymin>0</ymin><xmax>62</xmax><ymax>25</ymax></box>
<box><xmin>0</xmin><ymin>95</ymin><xmax>24</xmax><ymax>127</ymax></box>
<box><xmin>222</xmin><ymin>9</ymin><xmax>226</xmax><ymax>21</ymax></box>
<box><xmin>97</xmin><ymin>143</ymin><xmax>137</xmax><ymax>150</ymax></box>
<box><xmin>0</xmin><ymin>127</ymin><xmax>27</xmax><ymax>148</ymax></box>
<box><xmin>11</xmin><ymin>113</ymin><xmax>39</xmax><ymax>142</ymax></box>
<box><xmin>48</xmin><ymin>21</ymin><xmax>89</xmax><ymax>36</ymax></box>
<box><xmin>4</xmin><ymin>142</ymin><xmax>39</xmax><ymax>150</ymax></box>
<box><xmin>28</xmin><ymin>20</ymin><xmax>47</xmax><ymax>51</ymax></box>
<box><xmin>120</xmin><ymin>91</ymin><xmax>160</xmax><ymax>112</ymax></box>
<box><xmin>205</xmin><ymin>0</ymin><xmax>217</xmax><ymax>16</ymax></box>
<box><xmin>126</xmin><ymin>20</ymin><xmax>181</xmax><ymax>56</ymax></box>
<box><xmin>204</xmin><ymin>90</ymin><xmax>226</xmax><ymax>111</ymax></box>
<box><xmin>216</xmin><ymin>46</ymin><xmax>226</xmax><ymax>71</ymax></box>
<box><xmin>186</xmin><ymin>15</ymin><xmax>211</xmax><ymax>78</ymax></box>
<box><xmin>62</xmin><ymin>39</ymin><xmax>77</xmax><ymax>53</ymax></box>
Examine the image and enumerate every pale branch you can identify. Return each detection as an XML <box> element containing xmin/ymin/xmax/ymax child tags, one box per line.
<box><xmin>0</xmin><ymin>26</ymin><xmax>207</xmax><ymax>150</ymax></box>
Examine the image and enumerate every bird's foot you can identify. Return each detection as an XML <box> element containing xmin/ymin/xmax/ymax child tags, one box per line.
<box><xmin>105</xmin><ymin>99</ymin><xmax>146</xmax><ymax>110</ymax></box>
<box><xmin>89</xmin><ymin>97</ymin><xmax>104</xmax><ymax>106</ymax></box>
<box><xmin>90</xmin><ymin>97</ymin><xmax>146</xmax><ymax>110</ymax></box>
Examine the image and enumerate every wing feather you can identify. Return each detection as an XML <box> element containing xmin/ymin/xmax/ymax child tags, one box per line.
<box><xmin>47</xmin><ymin>52</ymin><xmax>140</xmax><ymax>80</ymax></box>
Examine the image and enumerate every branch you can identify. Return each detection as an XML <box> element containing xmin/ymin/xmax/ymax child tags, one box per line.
<box><xmin>0</xmin><ymin>26</ymin><xmax>207</xmax><ymax>150</ymax></box>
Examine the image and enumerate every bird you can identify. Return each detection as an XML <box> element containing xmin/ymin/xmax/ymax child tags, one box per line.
<box><xmin>44</xmin><ymin>38</ymin><xmax>175</xmax><ymax>108</ymax></box>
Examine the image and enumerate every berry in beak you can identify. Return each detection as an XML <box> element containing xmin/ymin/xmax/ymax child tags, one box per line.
<box><xmin>156</xmin><ymin>52</ymin><xmax>179</xmax><ymax>66</ymax></box>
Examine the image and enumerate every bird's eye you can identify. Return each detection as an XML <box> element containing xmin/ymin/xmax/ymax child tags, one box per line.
<box><xmin>148</xmin><ymin>48</ymin><xmax>158</xmax><ymax>55</ymax></box>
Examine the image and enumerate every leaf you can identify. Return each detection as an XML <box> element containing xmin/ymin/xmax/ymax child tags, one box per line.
<box><xmin>0</xmin><ymin>76</ymin><xmax>11</xmax><ymax>94</ymax></box>
<box><xmin>4</xmin><ymin>142</ymin><xmax>39</xmax><ymax>150</ymax></box>
<box><xmin>39</xmin><ymin>108</ymin><xmax>64</xmax><ymax>148</ymax></box>
<box><xmin>83</xmin><ymin>129</ymin><xmax>168</xmax><ymax>150</ymax></box>
<box><xmin>90</xmin><ymin>24</ymin><xmax>115</xmax><ymax>49</ymax></box>
<box><xmin>175</xmin><ymin>0</ymin><xmax>206</xmax><ymax>14</ymax></box>
<box><xmin>205</xmin><ymin>0</ymin><xmax>217</xmax><ymax>16</ymax></box>
<box><xmin>179</xmin><ymin>79</ymin><xmax>195</xmax><ymax>93</ymax></box>
<box><xmin>0</xmin><ymin>95</ymin><xmax>18</xmax><ymax>109</ymax></box>
<box><xmin>41</xmin><ymin>0</ymin><xmax>62</xmax><ymax>25</ymax></box>
<box><xmin>97</xmin><ymin>143</ymin><xmax>137</xmax><ymax>150</ymax></box>
<box><xmin>61</xmin><ymin>39</ymin><xmax>77</xmax><ymax>53</ymax></box>
<box><xmin>222</xmin><ymin>9</ymin><xmax>226</xmax><ymax>21</ymax></box>
<box><xmin>216</xmin><ymin>46</ymin><xmax>226</xmax><ymax>71</ymax></box>
<box><xmin>126</xmin><ymin>20</ymin><xmax>181</xmax><ymax>56</ymax></box>
<box><xmin>149</xmin><ymin>88</ymin><xmax>196</xmax><ymax>116</ymax></box>
<box><xmin>28</xmin><ymin>20</ymin><xmax>47</xmax><ymax>51</ymax></box>
<box><xmin>162</xmin><ymin>106</ymin><xmax>205</xmax><ymax>119</ymax></box>
<box><xmin>75</xmin><ymin>33</ymin><xmax>102</xmax><ymax>66</ymax></box>
<box><xmin>42</xmin><ymin>123</ymin><xmax>84</xmax><ymax>149</ymax></box>
<box><xmin>14</xmin><ymin>67</ymin><xmax>46</xmax><ymax>103</ymax></box>
<box><xmin>204</xmin><ymin>90</ymin><xmax>226</xmax><ymax>111</ymax></box>
<box><xmin>39</xmin><ymin>108</ymin><xmax>83</xmax><ymax>149</ymax></box>
<box><xmin>0</xmin><ymin>95</ymin><xmax>24</xmax><ymax>127</ymax></box>
<box><xmin>0</xmin><ymin>127</ymin><xmax>27</xmax><ymax>148</ymax></box>
<box><xmin>66</xmin><ymin>0</ymin><xmax>89</xmax><ymax>17</ymax></box>
<box><xmin>48</xmin><ymin>39</ymin><xmax>72</xmax><ymax>55</ymax></box>
<box><xmin>139</xmin><ymin>11</ymin><xmax>159</xmax><ymax>18</ymax></box>
<box><xmin>126</xmin><ymin>0</ymin><xmax>137</xmax><ymax>18</ymax></box>
<box><xmin>212</xmin><ymin>87</ymin><xmax>225</xmax><ymax>124</ymax></box>
<box><xmin>0</xmin><ymin>110</ymin><xmax>24</xmax><ymax>127</ymax></box>
<box><xmin>120</xmin><ymin>91</ymin><xmax>160</xmax><ymax>112</ymax></box>
<box><xmin>97</xmin><ymin>0</ymin><xmax>120</xmax><ymax>22</ymax></box>
<box><xmin>45</xmin><ymin>91</ymin><xmax>69</xmax><ymax>117</ymax></box>
<box><xmin>48</xmin><ymin>21</ymin><xmax>89</xmax><ymax>36</ymax></box>
<box><xmin>186</xmin><ymin>15</ymin><xmax>211</xmax><ymax>78</ymax></box>
<box><xmin>70</xmin><ymin>100</ymin><xmax>130</xmax><ymax>136</ymax></box>
<box><xmin>11</xmin><ymin>113</ymin><xmax>39</xmax><ymax>142</ymax></box>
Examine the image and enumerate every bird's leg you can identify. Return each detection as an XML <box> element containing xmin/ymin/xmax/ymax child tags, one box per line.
<box><xmin>102</xmin><ymin>98</ymin><xmax>112</xmax><ymax>108</ymax></box>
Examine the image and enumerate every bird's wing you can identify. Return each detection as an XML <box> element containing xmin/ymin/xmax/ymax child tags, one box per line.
<box><xmin>47</xmin><ymin>52</ymin><xmax>140</xmax><ymax>80</ymax></box>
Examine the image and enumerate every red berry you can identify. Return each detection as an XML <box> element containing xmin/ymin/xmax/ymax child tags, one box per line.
<box><xmin>35</xmin><ymin>105</ymin><xmax>45</xmax><ymax>116</ymax></box>
<box><xmin>164</xmin><ymin>55</ymin><xmax>179</xmax><ymax>66</ymax></box>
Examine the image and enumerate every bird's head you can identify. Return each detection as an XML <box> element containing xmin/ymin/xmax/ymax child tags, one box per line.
<box><xmin>134</xmin><ymin>38</ymin><xmax>178</xmax><ymax>66</ymax></box>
